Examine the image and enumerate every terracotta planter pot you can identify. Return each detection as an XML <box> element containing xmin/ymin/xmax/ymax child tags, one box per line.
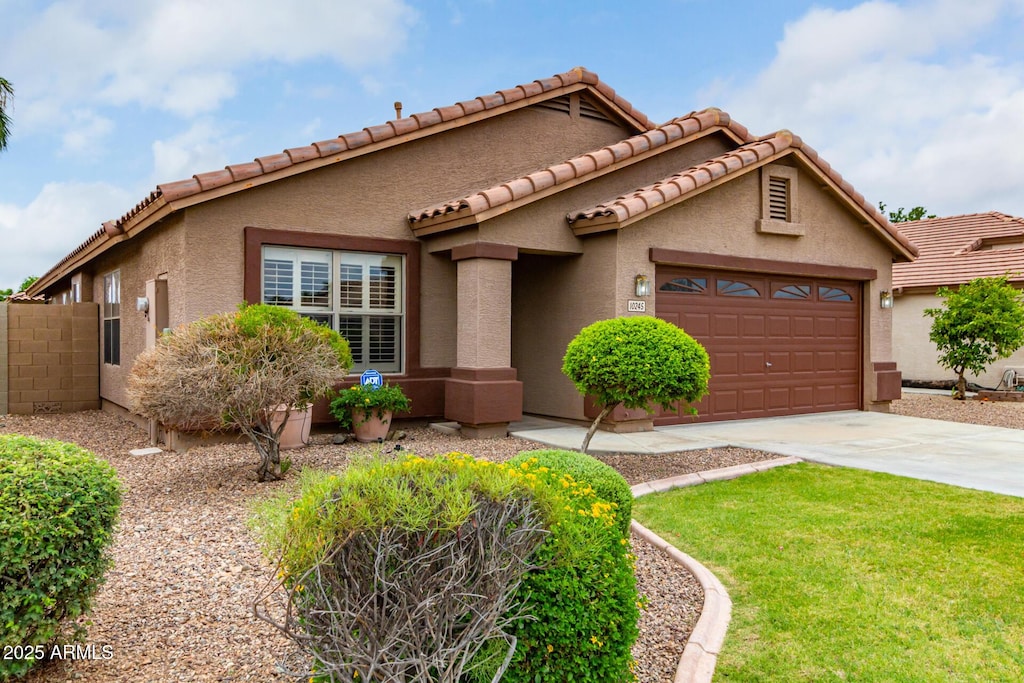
<box><xmin>272</xmin><ymin>404</ymin><xmax>312</xmax><ymax>450</ymax></box>
<box><xmin>351</xmin><ymin>408</ymin><xmax>393</xmax><ymax>443</ymax></box>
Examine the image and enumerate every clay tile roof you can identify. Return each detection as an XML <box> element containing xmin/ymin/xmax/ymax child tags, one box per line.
<box><xmin>565</xmin><ymin>130</ymin><xmax>917</xmax><ymax>260</ymax></box>
<box><xmin>892</xmin><ymin>212</ymin><xmax>1024</xmax><ymax>289</ymax></box>
<box><xmin>566</xmin><ymin>135</ymin><xmax>793</xmax><ymax>225</ymax></box>
<box><xmin>34</xmin><ymin>67</ymin><xmax>656</xmax><ymax>291</ymax></box>
<box><xmin>408</xmin><ymin>108</ymin><xmax>748</xmax><ymax>225</ymax></box>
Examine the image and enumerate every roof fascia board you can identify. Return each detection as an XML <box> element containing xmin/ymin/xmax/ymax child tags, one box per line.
<box><xmin>33</xmin><ymin>232</ymin><xmax>128</xmax><ymax>292</ymax></box>
<box><xmin>410</xmin><ymin>126</ymin><xmax>729</xmax><ymax>236</ymax></box>
<box><xmin>789</xmin><ymin>149</ymin><xmax>916</xmax><ymax>262</ymax></box>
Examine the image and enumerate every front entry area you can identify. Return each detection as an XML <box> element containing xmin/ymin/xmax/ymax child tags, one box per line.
<box><xmin>655</xmin><ymin>267</ymin><xmax>862</xmax><ymax>424</ymax></box>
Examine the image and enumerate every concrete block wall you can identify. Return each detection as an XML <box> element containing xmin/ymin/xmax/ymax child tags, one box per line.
<box><xmin>1</xmin><ymin>302</ymin><xmax>100</xmax><ymax>414</ymax></box>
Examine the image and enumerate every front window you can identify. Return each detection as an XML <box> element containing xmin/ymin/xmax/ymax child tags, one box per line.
<box><xmin>262</xmin><ymin>246</ymin><xmax>404</xmax><ymax>373</ymax></box>
<box><xmin>103</xmin><ymin>271</ymin><xmax>121</xmax><ymax>365</ymax></box>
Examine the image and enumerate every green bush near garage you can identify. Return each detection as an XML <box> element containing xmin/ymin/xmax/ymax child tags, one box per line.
<box><xmin>0</xmin><ymin>434</ymin><xmax>122</xmax><ymax>679</ymax></box>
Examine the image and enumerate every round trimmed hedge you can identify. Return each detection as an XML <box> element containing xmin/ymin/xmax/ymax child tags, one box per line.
<box><xmin>562</xmin><ymin>315</ymin><xmax>710</xmax><ymax>412</ymax></box>
<box><xmin>0</xmin><ymin>434</ymin><xmax>122</xmax><ymax>678</ymax></box>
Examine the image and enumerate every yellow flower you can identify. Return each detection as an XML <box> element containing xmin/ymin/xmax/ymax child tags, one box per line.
<box><xmin>546</xmin><ymin>644</ymin><xmax>554</xmax><ymax>653</ymax></box>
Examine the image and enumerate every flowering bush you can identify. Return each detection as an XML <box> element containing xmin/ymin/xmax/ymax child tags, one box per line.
<box><xmin>250</xmin><ymin>452</ymin><xmax>641</xmax><ymax>682</ymax></box>
<box><xmin>328</xmin><ymin>382</ymin><xmax>411</xmax><ymax>431</ymax></box>
<box><xmin>489</xmin><ymin>453</ymin><xmax>641</xmax><ymax>683</ymax></box>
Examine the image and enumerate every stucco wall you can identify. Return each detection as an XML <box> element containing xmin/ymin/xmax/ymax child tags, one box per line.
<box><xmin>511</xmin><ymin>239</ymin><xmax>619</xmax><ymax>419</ymax></box>
<box><xmin>86</xmin><ymin>107</ymin><xmax>632</xmax><ymax>409</ymax></box>
<box><xmin>92</xmin><ymin>214</ymin><xmax>187</xmax><ymax>410</ymax></box>
<box><xmin>894</xmin><ymin>290</ymin><xmax>1024</xmax><ymax>388</ymax></box>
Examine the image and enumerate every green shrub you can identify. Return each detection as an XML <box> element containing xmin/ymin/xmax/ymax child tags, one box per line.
<box><xmin>250</xmin><ymin>453</ymin><xmax>550</xmax><ymax>682</ymax></box>
<box><xmin>328</xmin><ymin>382</ymin><xmax>411</xmax><ymax>431</ymax></box>
<box><xmin>0</xmin><ymin>435</ymin><xmax>122</xmax><ymax>679</ymax></box>
<box><xmin>251</xmin><ymin>453</ymin><xmax>640</xmax><ymax>682</ymax></box>
<box><xmin>563</xmin><ymin>315</ymin><xmax>710</xmax><ymax>452</ymax></box>
<box><xmin>509</xmin><ymin>449</ymin><xmax>633</xmax><ymax>536</ymax></box>
<box><xmin>494</xmin><ymin>455</ymin><xmax>640</xmax><ymax>683</ymax></box>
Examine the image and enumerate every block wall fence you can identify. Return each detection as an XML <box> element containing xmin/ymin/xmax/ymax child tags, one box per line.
<box><xmin>0</xmin><ymin>302</ymin><xmax>100</xmax><ymax>415</ymax></box>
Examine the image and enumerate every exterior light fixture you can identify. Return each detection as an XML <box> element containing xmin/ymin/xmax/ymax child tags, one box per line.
<box><xmin>634</xmin><ymin>274</ymin><xmax>651</xmax><ymax>297</ymax></box>
<box><xmin>879</xmin><ymin>290</ymin><xmax>894</xmax><ymax>309</ymax></box>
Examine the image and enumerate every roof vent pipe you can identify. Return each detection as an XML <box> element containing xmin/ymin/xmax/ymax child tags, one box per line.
<box><xmin>394</xmin><ymin>101</ymin><xmax>402</xmax><ymax>119</ymax></box>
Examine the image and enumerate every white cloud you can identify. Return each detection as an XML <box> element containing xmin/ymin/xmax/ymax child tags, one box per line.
<box><xmin>712</xmin><ymin>0</ymin><xmax>1024</xmax><ymax>217</ymax></box>
<box><xmin>1</xmin><ymin>0</ymin><xmax>418</xmax><ymax>124</ymax></box>
<box><xmin>0</xmin><ymin>182</ymin><xmax>135</xmax><ymax>291</ymax></box>
<box><xmin>60</xmin><ymin>110</ymin><xmax>115</xmax><ymax>156</ymax></box>
<box><xmin>150</xmin><ymin>120</ymin><xmax>237</xmax><ymax>184</ymax></box>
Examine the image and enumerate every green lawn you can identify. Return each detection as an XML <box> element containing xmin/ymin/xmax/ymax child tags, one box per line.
<box><xmin>632</xmin><ymin>463</ymin><xmax>1024</xmax><ymax>682</ymax></box>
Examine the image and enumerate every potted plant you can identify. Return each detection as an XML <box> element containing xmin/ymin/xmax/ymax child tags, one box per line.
<box><xmin>330</xmin><ymin>383</ymin><xmax>411</xmax><ymax>443</ymax></box>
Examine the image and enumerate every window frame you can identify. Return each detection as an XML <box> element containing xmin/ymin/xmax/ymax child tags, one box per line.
<box><xmin>244</xmin><ymin>227</ymin><xmax>422</xmax><ymax>377</ymax></box>
<box><xmin>261</xmin><ymin>245</ymin><xmax>406</xmax><ymax>373</ymax></box>
<box><xmin>102</xmin><ymin>270</ymin><xmax>121</xmax><ymax>366</ymax></box>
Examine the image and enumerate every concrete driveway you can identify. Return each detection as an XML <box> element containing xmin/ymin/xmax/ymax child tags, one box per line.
<box><xmin>510</xmin><ymin>411</ymin><xmax>1024</xmax><ymax>498</ymax></box>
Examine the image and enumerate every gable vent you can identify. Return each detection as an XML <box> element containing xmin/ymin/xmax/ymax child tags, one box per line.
<box><xmin>531</xmin><ymin>93</ymin><xmax>614</xmax><ymax>124</ymax></box>
<box><xmin>533</xmin><ymin>94</ymin><xmax>571</xmax><ymax>115</ymax></box>
<box><xmin>767</xmin><ymin>176</ymin><xmax>789</xmax><ymax>221</ymax></box>
<box><xmin>579</xmin><ymin>95</ymin><xmax>612</xmax><ymax>123</ymax></box>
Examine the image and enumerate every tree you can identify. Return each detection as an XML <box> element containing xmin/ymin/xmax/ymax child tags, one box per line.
<box><xmin>878</xmin><ymin>201</ymin><xmax>936</xmax><ymax>223</ymax></box>
<box><xmin>0</xmin><ymin>77</ymin><xmax>12</xmax><ymax>152</ymax></box>
<box><xmin>127</xmin><ymin>304</ymin><xmax>352</xmax><ymax>481</ymax></box>
<box><xmin>925</xmin><ymin>275</ymin><xmax>1024</xmax><ymax>400</ymax></box>
<box><xmin>562</xmin><ymin>316</ymin><xmax>710</xmax><ymax>453</ymax></box>
<box><xmin>0</xmin><ymin>276</ymin><xmax>38</xmax><ymax>302</ymax></box>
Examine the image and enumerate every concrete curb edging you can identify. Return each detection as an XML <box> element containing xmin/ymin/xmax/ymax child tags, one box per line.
<box><xmin>630</xmin><ymin>456</ymin><xmax>802</xmax><ymax>682</ymax></box>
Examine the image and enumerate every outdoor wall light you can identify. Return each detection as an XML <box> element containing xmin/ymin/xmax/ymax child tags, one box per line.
<box><xmin>879</xmin><ymin>290</ymin><xmax>894</xmax><ymax>309</ymax></box>
<box><xmin>634</xmin><ymin>274</ymin><xmax>651</xmax><ymax>297</ymax></box>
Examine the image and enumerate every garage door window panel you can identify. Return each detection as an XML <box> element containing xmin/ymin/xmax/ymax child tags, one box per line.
<box><xmin>717</xmin><ymin>279</ymin><xmax>761</xmax><ymax>297</ymax></box>
<box><xmin>660</xmin><ymin>277</ymin><xmax>708</xmax><ymax>294</ymax></box>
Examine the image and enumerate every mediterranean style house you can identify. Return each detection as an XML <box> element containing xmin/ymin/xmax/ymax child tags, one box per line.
<box><xmin>893</xmin><ymin>212</ymin><xmax>1024</xmax><ymax>390</ymax></box>
<box><xmin>27</xmin><ymin>67</ymin><xmax>917</xmax><ymax>436</ymax></box>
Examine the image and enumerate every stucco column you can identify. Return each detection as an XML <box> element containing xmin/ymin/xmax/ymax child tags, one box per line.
<box><xmin>445</xmin><ymin>243</ymin><xmax>523</xmax><ymax>438</ymax></box>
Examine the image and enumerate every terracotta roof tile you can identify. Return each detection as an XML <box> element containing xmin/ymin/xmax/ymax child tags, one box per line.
<box><xmin>228</xmin><ymin>161</ymin><xmax>263</xmax><ymax>181</ymax></box>
<box><xmin>892</xmin><ymin>212</ymin><xmax>1024</xmax><ymax>289</ymax></box>
<box><xmin>286</xmin><ymin>145</ymin><xmax>319</xmax><ymax>164</ymax></box>
<box><xmin>196</xmin><ymin>169</ymin><xmax>234</xmax><ymax>192</ymax></box>
<box><xmin>564</xmin><ymin>132</ymin><xmax>917</xmax><ymax>261</ymax></box>
<box><xmin>31</xmin><ymin>67</ymin><xmax>737</xmax><ymax>291</ymax></box>
<box><xmin>408</xmin><ymin>108</ymin><xmax>752</xmax><ymax>226</ymax></box>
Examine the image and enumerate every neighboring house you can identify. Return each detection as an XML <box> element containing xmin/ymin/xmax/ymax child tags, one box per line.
<box><xmin>28</xmin><ymin>67</ymin><xmax>916</xmax><ymax>434</ymax></box>
<box><xmin>893</xmin><ymin>212</ymin><xmax>1024</xmax><ymax>389</ymax></box>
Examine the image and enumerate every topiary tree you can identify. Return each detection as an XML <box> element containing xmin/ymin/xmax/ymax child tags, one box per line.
<box><xmin>1</xmin><ymin>435</ymin><xmax>122</xmax><ymax>678</ymax></box>
<box><xmin>562</xmin><ymin>316</ymin><xmax>710</xmax><ymax>452</ymax></box>
<box><xmin>925</xmin><ymin>275</ymin><xmax>1024</xmax><ymax>400</ymax></box>
<box><xmin>128</xmin><ymin>303</ymin><xmax>352</xmax><ymax>481</ymax></box>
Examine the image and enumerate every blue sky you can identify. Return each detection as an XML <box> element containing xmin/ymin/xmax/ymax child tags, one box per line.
<box><xmin>2</xmin><ymin>0</ymin><xmax>1024</xmax><ymax>291</ymax></box>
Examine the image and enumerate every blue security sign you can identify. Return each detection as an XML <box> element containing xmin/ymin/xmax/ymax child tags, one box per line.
<box><xmin>360</xmin><ymin>369</ymin><xmax>383</xmax><ymax>389</ymax></box>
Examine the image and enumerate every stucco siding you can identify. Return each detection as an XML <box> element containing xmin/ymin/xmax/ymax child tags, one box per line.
<box><xmin>93</xmin><ymin>215</ymin><xmax>187</xmax><ymax>409</ymax></box>
<box><xmin>512</xmin><ymin>239</ymin><xmax>618</xmax><ymax>419</ymax></box>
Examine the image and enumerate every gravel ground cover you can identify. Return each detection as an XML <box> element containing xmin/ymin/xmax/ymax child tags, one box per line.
<box><xmin>7</xmin><ymin>392</ymin><xmax>1007</xmax><ymax>682</ymax></box>
<box><xmin>2</xmin><ymin>411</ymin><xmax>776</xmax><ymax>682</ymax></box>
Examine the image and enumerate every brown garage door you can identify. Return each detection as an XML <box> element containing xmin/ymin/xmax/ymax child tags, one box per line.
<box><xmin>655</xmin><ymin>267</ymin><xmax>861</xmax><ymax>424</ymax></box>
